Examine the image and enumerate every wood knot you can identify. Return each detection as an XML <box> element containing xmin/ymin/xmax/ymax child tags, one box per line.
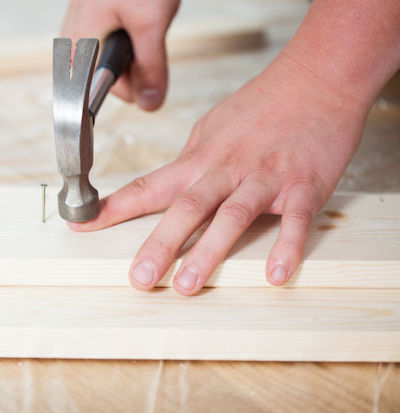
<box><xmin>317</xmin><ymin>224</ymin><xmax>337</xmax><ymax>231</ymax></box>
<box><xmin>323</xmin><ymin>210</ymin><xmax>346</xmax><ymax>219</ymax></box>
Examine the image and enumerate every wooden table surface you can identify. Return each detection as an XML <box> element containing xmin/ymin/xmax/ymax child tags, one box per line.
<box><xmin>1</xmin><ymin>1</ymin><xmax>400</xmax><ymax>410</ymax></box>
<box><xmin>1</xmin><ymin>360</ymin><xmax>399</xmax><ymax>412</ymax></box>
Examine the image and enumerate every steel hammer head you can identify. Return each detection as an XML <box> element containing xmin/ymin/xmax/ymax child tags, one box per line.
<box><xmin>53</xmin><ymin>38</ymin><xmax>100</xmax><ymax>223</ymax></box>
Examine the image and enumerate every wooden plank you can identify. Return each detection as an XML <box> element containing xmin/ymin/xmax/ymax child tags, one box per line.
<box><xmin>0</xmin><ymin>186</ymin><xmax>399</xmax><ymax>288</ymax></box>
<box><xmin>0</xmin><ymin>286</ymin><xmax>399</xmax><ymax>361</ymax></box>
<box><xmin>1</xmin><ymin>186</ymin><xmax>399</xmax><ymax>360</ymax></box>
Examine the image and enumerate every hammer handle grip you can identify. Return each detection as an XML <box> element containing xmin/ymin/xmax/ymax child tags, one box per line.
<box><xmin>89</xmin><ymin>29</ymin><xmax>134</xmax><ymax>118</ymax></box>
<box><xmin>97</xmin><ymin>29</ymin><xmax>134</xmax><ymax>79</ymax></box>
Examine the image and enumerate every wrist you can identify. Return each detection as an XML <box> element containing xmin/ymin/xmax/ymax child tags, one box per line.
<box><xmin>259</xmin><ymin>48</ymin><xmax>369</xmax><ymax>127</ymax></box>
<box><xmin>273</xmin><ymin>0</ymin><xmax>400</xmax><ymax>116</ymax></box>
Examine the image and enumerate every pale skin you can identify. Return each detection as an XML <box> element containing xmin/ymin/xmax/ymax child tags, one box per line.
<box><xmin>64</xmin><ymin>0</ymin><xmax>400</xmax><ymax>295</ymax></box>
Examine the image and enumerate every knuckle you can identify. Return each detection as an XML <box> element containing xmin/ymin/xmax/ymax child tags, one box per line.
<box><xmin>126</xmin><ymin>177</ymin><xmax>148</xmax><ymax>196</ymax></box>
<box><xmin>292</xmin><ymin>171</ymin><xmax>324</xmax><ymax>194</ymax></box>
<box><xmin>259</xmin><ymin>152</ymin><xmax>279</xmax><ymax>172</ymax></box>
<box><xmin>219</xmin><ymin>200</ymin><xmax>252</xmax><ymax>225</ymax></box>
<box><xmin>174</xmin><ymin>192</ymin><xmax>205</xmax><ymax>216</ymax></box>
<box><xmin>287</xmin><ymin>206</ymin><xmax>313</xmax><ymax>226</ymax></box>
<box><xmin>134</xmin><ymin>62</ymin><xmax>166</xmax><ymax>79</ymax></box>
<box><xmin>222</xmin><ymin>151</ymin><xmax>244</xmax><ymax>169</ymax></box>
<box><xmin>134</xmin><ymin>13</ymin><xmax>158</xmax><ymax>31</ymax></box>
<box><xmin>133</xmin><ymin>9</ymin><xmax>168</xmax><ymax>36</ymax></box>
<box><xmin>146</xmin><ymin>236</ymin><xmax>173</xmax><ymax>257</ymax></box>
<box><xmin>183</xmin><ymin>119</ymin><xmax>204</xmax><ymax>152</ymax></box>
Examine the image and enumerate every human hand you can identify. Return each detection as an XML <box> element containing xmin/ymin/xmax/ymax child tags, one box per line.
<box><xmin>61</xmin><ymin>0</ymin><xmax>180</xmax><ymax>110</ymax></box>
<box><xmin>68</xmin><ymin>49</ymin><xmax>368</xmax><ymax>295</ymax></box>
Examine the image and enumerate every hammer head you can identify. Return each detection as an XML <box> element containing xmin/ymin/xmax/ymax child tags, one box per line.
<box><xmin>53</xmin><ymin>38</ymin><xmax>100</xmax><ymax>223</ymax></box>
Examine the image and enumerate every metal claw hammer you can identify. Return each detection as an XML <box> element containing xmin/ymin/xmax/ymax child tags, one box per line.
<box><xmin>53</xmin><ymin>30</ymin><xmax>133</xmax><ymax>222</ymax></box>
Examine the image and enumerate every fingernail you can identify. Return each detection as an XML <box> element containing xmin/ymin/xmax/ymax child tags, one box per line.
<box><xmin>67</xmin><ymin>222</ymin><xmax>85</xmax><ymax>231</ymax></box>
<box><xmin>68</xmin><ymin>222</ymin><xmax>81</xmax><ymax>229</ymax></box>
<box><xmin>271</xmin><ymin>264</ymin><xmax>288</xmax><ymax>284</ymax></box>
<box><xmin>138</xmin><ymin>88</ymin><xmax>162</xmax><ymax>110</ymax></box>
<box><xmin>132</xmin><ymin>261</ymin><xmax>155</xmax><ymax>286</ymax></box>
<box><xmin>176</xmin><ymin>266</ymin><xmax>198</xmax><ymax>290</ymax></box>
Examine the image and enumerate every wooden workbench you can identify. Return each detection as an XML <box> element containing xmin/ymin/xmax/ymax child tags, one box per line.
<box><xmin>1</xmin><ymin>360</ymin><xmax>399</xmax><ymax>412</ymax></box>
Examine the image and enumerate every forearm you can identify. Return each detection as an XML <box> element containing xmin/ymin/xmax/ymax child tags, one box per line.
<box><xmin>277</xmin><ymin>0</ymin><xmax>400</xmax><ymax>112</ymax></box>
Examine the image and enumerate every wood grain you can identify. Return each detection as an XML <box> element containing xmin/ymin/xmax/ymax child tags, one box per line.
<box><xmin>1</xmin><ymin>0</ymin><xmax>399</xmax><ymax>406</ymax></box>
<box><xmin>0</xmin><ymin>359</ymin><xmax>398</xmax><ymax>413</ymax></box>
<box><xmin>0</xmin><ymin>286</ymin><xmax>399</xmax><ymax>361</ymax></box>
<box><xmin>1</xmin><ymin>186</ymin><xmax>399</xmax><ymax>360</ymax></box>
<box><xmin>1</xmin><ymin>186</ymin><xmax>399</xmax><ymax>288</ymax></box>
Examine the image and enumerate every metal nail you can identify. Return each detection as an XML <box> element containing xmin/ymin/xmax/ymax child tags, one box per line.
<box><xmin>41</xmin><ymin>184</ymin><xmax>48</xmax><ymax>223</ymax></box>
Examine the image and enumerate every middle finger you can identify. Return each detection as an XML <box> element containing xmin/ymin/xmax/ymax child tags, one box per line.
<box><xmin>129</xmin><ymin>170</ymin><xmax>235</xmax><ymax>290</ymax></box>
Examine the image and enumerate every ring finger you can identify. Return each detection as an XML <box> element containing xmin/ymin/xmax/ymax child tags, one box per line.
<box><xmin>173</xmin><ymin>177</ymin><xmax>275</xmax><ymax>295</ymax></box>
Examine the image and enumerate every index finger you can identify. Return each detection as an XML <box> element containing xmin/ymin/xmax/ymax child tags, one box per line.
<box><xmin>68</xmin><ymin>160</ymin><xmax>191</xmax><ymax>231</ymax></box>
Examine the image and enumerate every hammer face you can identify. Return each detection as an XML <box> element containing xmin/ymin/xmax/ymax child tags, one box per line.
<box><xmin>59</xmin><ymin>175</ymin><xmax>99</xmax><ymax>222</ymax></box>
<box><xmin>53</xmin><ymin>38</ymin><xmax>100</xmax><ymax>222</ymax></box>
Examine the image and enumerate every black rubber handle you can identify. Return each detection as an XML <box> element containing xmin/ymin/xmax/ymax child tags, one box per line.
<box><xmin>97</xmin><ymin>29</ymin><xmax>134</xmax><ymax>79</ymax></box>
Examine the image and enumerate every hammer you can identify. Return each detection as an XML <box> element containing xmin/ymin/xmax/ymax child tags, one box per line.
<box><xmin>53</xmin><ymin>30</ymin><xmax>133</xmax><ymax>222</ymax></box>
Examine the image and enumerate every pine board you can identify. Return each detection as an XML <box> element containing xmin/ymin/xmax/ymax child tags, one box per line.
<box><xmin>0</xmin><ymin>186</ymin><xmax>399</xmax><ymax>288</ymax></box>
<box><xmin>1</xmin><ymin>287</ymin><xmax>399</xmax><ymax>361</ymax></box>
<box><xmin>0</xmin><ymin>186</ymin><xmax>400</xmax><ymax>360</ymax></box>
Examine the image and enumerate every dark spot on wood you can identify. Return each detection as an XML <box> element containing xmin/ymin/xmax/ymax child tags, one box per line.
<box><xmin>317</xmin><ymin>224</ymin><xmax>336</xmax><ymax>231</ymax></box>
<box><xmin>323</xmin><ymin>210</ymin><xmax>346</xmax><ymax>219</ymax></box>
